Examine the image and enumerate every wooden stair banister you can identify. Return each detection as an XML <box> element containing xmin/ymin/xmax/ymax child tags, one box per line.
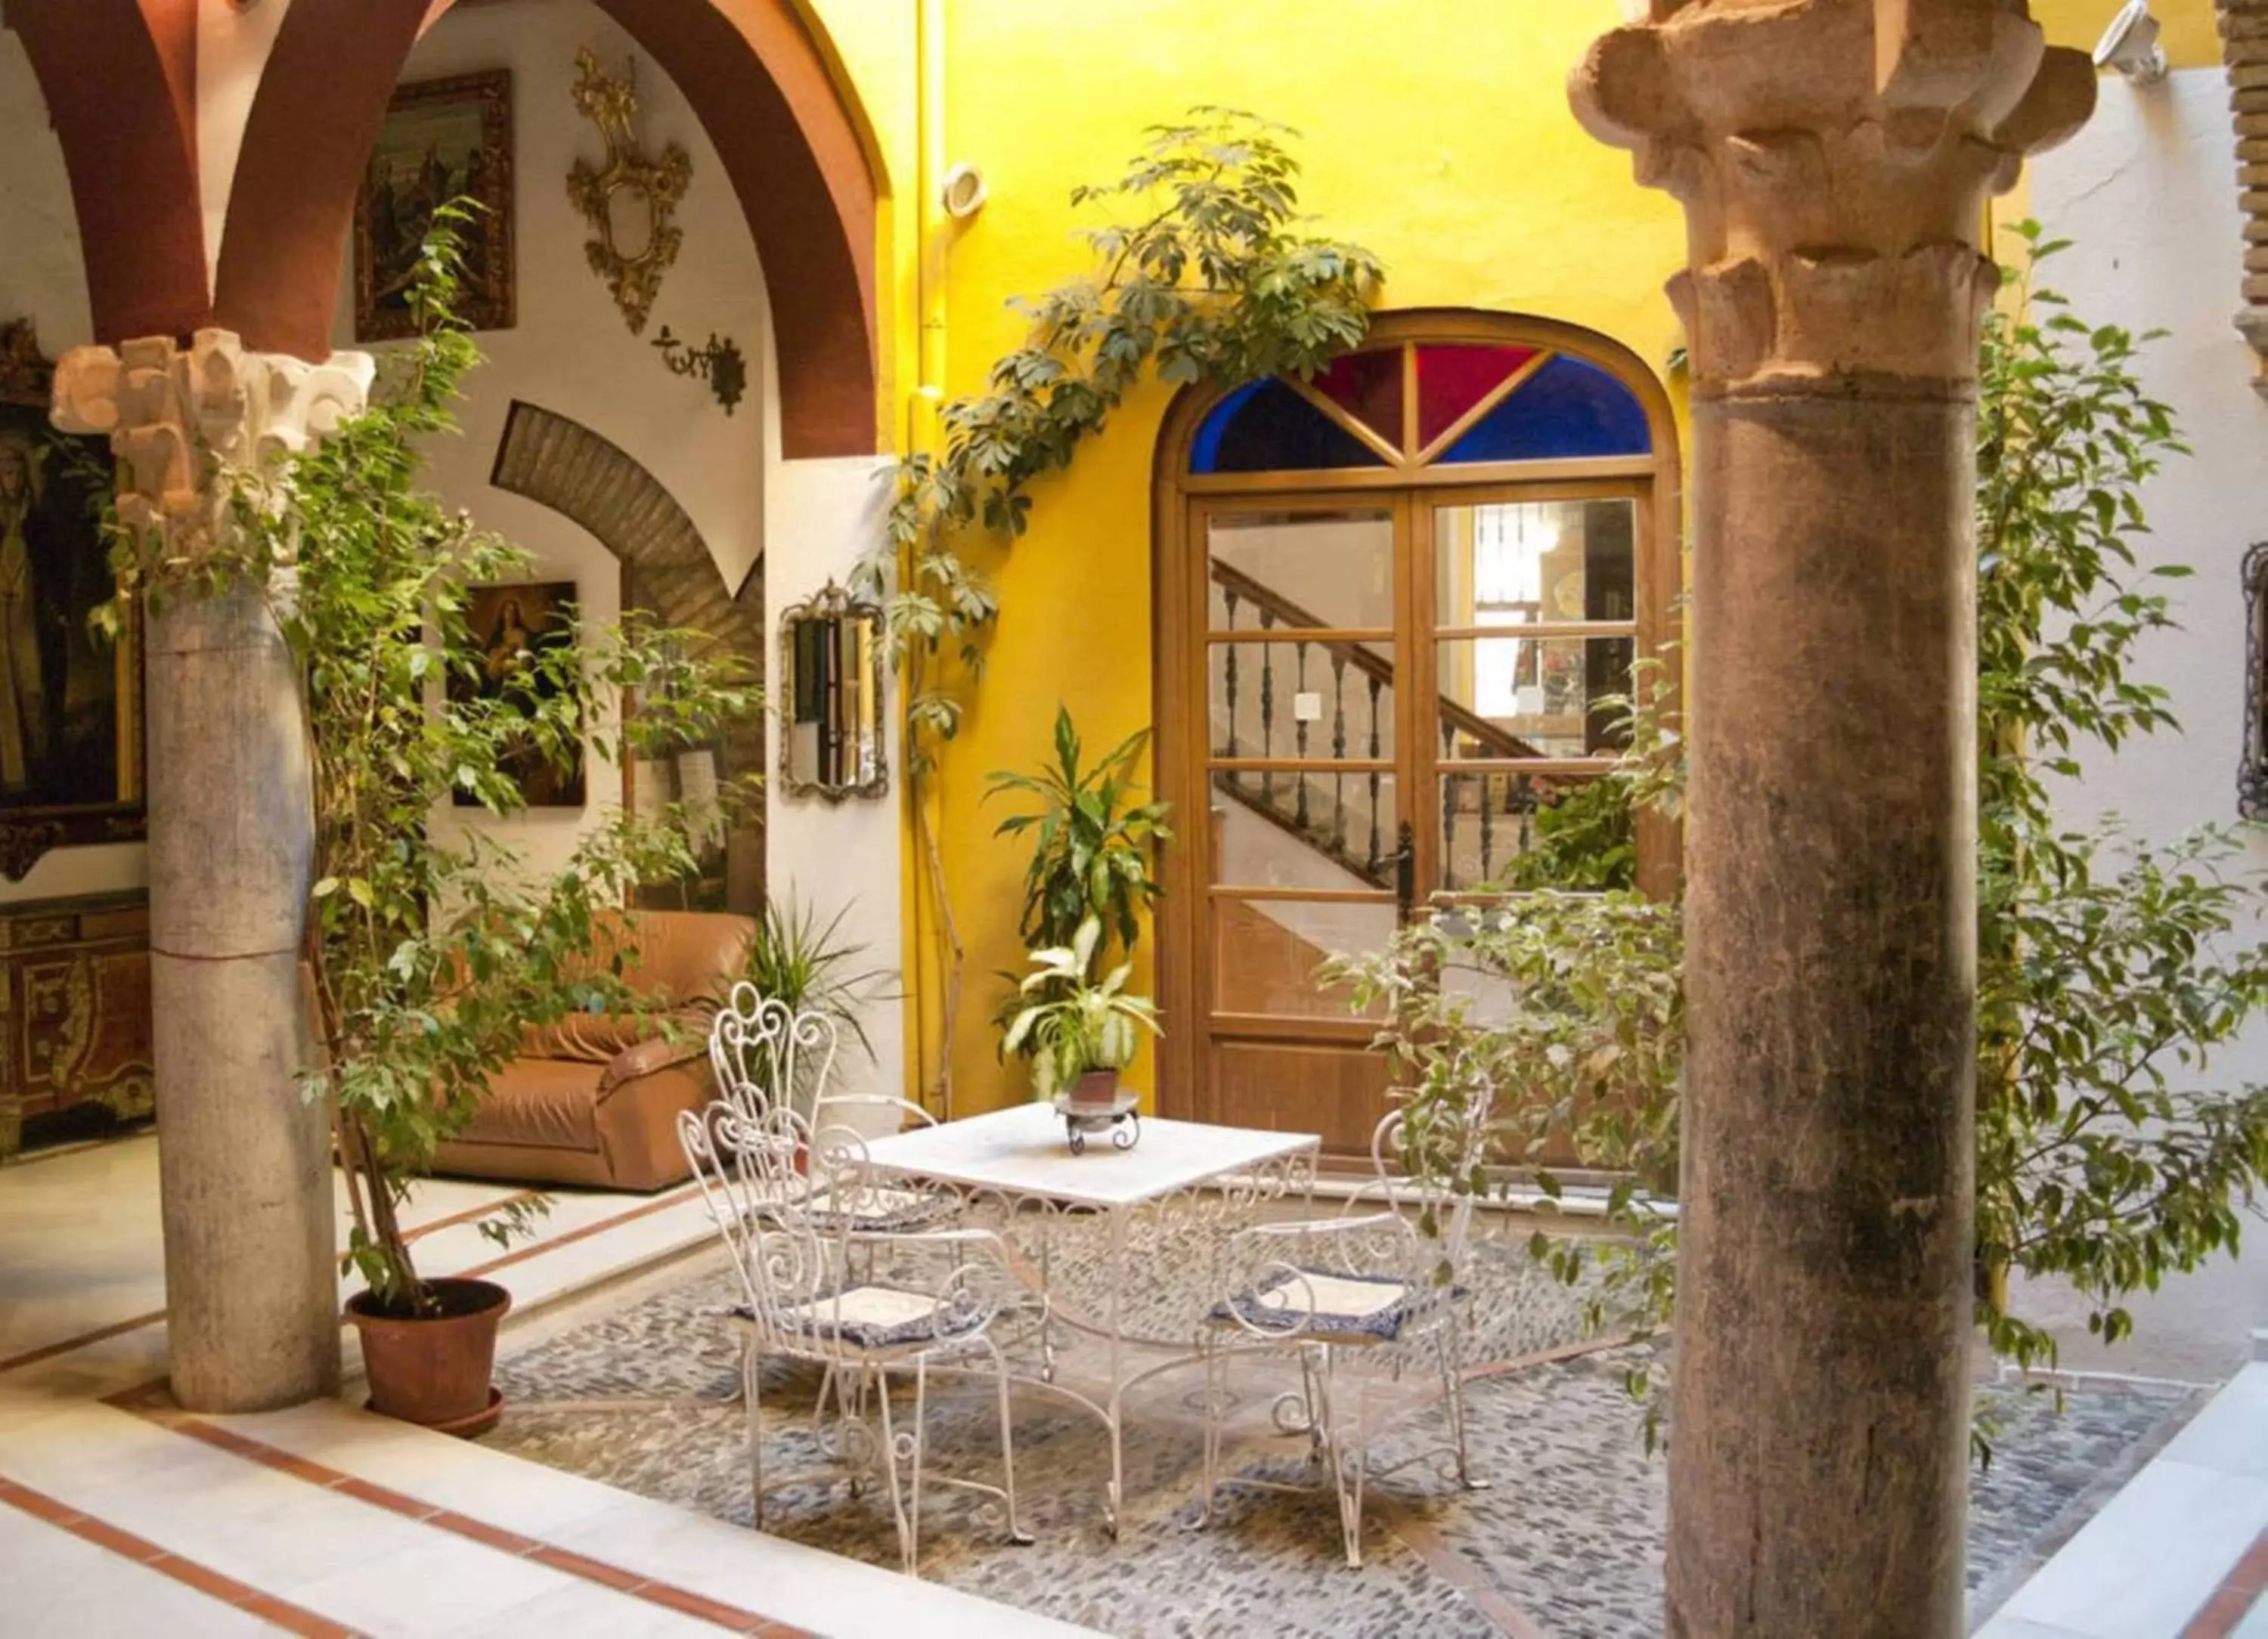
<box><xmin>1207</xmin><ymin>559</ymin><xmax>1556</xmax><ymax>766</ymax></box>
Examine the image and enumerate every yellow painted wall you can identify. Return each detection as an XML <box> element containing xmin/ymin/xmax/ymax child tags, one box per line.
<box><xmin>2032</xmin><ymin>0</ymin><xmax>2224</xmax><ymax>70</ymax></box>
<box><xmin>794</xmin><ymin>0</ymin><xmax>2235</xmax><ymax>1114</ymax></box>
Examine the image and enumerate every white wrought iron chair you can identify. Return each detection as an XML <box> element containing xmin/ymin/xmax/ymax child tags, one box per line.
<box><xmin>1195</xmin><ymin>1104</ymin><xmax>1488</xmax><ymax>1568</ymax></box>
<box><xmin>678</xmin><ymin>1099</ymin><xmax>1037</xmax><ymax>1575</ymax></box>
<box><xmin>706</xmin><ymin>985</ymin><xmax>955</xmax><ymax>1233</ymax></box>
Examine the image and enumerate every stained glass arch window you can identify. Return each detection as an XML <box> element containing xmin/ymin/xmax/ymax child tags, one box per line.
<box><xmin>1185</xmin><ymin>330</ymin><xmax>1659</xmax><ymax>477</ymax></box>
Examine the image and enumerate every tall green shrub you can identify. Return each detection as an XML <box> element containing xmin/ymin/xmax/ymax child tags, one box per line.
<box><xmin>1340</xmin><ymin>228</ymin><xmax>2268</xmax><ymax>1415</ymax></box>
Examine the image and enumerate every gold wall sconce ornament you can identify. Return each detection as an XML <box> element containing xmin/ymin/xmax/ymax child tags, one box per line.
<box><xmin>651</xmin><ymin>326</ymin><xmax>748</xmax><ymax>416</ymax></box>
<box><xmin>566</xmin><ymin>48</ymin><xmax>690</xmax><ymax>336</ymax></box>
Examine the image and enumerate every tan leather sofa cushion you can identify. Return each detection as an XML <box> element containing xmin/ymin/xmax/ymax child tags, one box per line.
<box><xmin>576</xmin><ymin>910</ymin><xmax>755</xmax><ymax>1007</ymax></box>
<box><xmin>458</xmin><ymin>1057</ymin><xmax>604</xmax><ymax>1152</ymax></box>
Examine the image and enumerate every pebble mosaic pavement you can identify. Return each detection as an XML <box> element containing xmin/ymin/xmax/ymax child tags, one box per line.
<box><xmin>482</xmin><ymin>1210</ymin><xmax>2201</xmax><ymax>1638</ymax></box>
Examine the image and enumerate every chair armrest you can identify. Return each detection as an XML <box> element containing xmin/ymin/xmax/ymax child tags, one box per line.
<box><xmin>597</xmin><ymin>1036</ymin><xmax>706</xmax><ymax>1098</ymax></box>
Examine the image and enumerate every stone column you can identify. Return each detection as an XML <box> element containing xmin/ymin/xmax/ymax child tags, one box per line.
<box><xmin>1570</xmin><ymin>7</ymin><xmax>2093</xmax><ymax>1634</ymax></box>
<box><xmin>55</xmin><ymin>332</ymin><xmax>373</xmax><ymax>1413</ymax></box>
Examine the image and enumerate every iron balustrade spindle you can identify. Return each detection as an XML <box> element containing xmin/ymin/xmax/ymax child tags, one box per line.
<box><xmin>1294</xmin><ymin>641</ymin><xmax>1312</xmax><ymax>830</ymax></box>
<box><xmin>1366</xmin><ymin>674</ymin><xmax>1384</xmax><ymax>876</ymax></box>
<box><xmin>1259</xmin><ymin>607</ymin><xmax>1277</xmax><ymax>807</ymax></box>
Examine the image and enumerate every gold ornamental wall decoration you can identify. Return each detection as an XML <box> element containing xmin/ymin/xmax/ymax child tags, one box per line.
<box><xmin>566</xmin><ymin>49</ymin><xmax>691</xmax><ymax>336</ymax></box>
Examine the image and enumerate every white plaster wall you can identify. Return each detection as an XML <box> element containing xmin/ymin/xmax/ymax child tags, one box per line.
<box><xmin>0</xmin><ymin>28</ymin><xmax>146</xmax><ymax>904</ymax></box>
<box><xmin>2028</xmin><ymin>70</ymin><xmax>2268</xmax><ymax>1072</ymax></box>
<box><xmin>759</xmin><ymin>432</ymin><xmax>906</xmax><ymax>1107</ymax></box>
<box><xmin>334</xmin><ymin>0</ymin><xmax>771</xmax><ymax>885</ymax></box>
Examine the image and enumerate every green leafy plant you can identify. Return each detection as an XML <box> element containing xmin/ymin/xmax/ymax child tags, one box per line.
<box><xmin>741</xmin><ymin>894</ymin><xmax>899</xmax><ymax>1058</ymax></box>
<box><xmin>1972</xmin><ymin>225</ymin><xmax>2268</xmax><ymax>1374</ymax></box>
<box><xmin>987</xmin><ymin>705</ymin><xmax>1172</xmax><ymax>964</ymax></box>
<box><xmin>1002</xmin><ymin>917</ymin><xmax>1162</xmax><ymax>1101</ymax></box>
<box><xmin>852</xmin><ymin>108</ymin><xmax>1382</xmax><ymax>1113</ymax></box>
<box><xmin>105</xmin><ymin>206</ymin><xmax>762</xmax><ymax>1315</ymax></box>
<box><xmin>1335</xmin><ymin>228</ymin><xmax>2268</xmax><ymax>1450</ymax></box>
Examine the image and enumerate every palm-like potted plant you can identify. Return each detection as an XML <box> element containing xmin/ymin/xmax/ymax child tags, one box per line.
<box><xmin>220</xmin><ymin>212</ymin><xmax>758</xmax><ymax>1430</ymax></box>
<box><xmin>1002</xmin><ymin>917</ymin><xmax>1160</xmax><ymax>1109</ymax></box>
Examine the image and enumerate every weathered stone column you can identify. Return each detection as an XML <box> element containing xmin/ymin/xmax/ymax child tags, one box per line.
<box><xmin>1570</xmin><ymin>7</ymin><xmax>2093</xmax><ymax>1634</ymax></box>
<box><xmin>55</xmin><ymin>333</ymin><xmax>373</xmax><ymax>1412</ymax></box>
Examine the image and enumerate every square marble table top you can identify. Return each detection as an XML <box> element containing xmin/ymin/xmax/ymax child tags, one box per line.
<box><xmin>858</xmin><ymin>1101</ymin><xmax>1318</xmax><ymax>1210</ymax></box>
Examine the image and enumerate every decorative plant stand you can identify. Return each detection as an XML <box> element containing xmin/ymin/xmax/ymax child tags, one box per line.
<box><xmin>1052</xmin><ymin>1088</ymin><xmax>1140</xmax><ymax>1154</ymax></box>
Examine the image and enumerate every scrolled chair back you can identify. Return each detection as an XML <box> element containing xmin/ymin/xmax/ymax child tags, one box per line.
<box><xmin>677</xmin><ymin>1100</ymin><xmax>830</xmax><ymax>1346</ymax></box>
<box><xmin>708</xmin><ymin>987</ymin><xmax>844</xmax><ymax>1121</ymax></box>
<box><xmin>1367</xmin><ymin>1090</ymin><xmax>1494</xmax><ymax>1266</ymax></box>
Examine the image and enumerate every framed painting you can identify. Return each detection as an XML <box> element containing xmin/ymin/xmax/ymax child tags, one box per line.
<box><xmin>0</xmin><ymin>320</ymin><xmax>144</xmax><ymax>882</ymax></box>
<box><xmin>354</xmin><ymin>70</ymin><xmax>515</xmax><ymax>341</ymax></box>
<box><xmin>451</xmin><ymin>581</ymin><xmax>585</xmax><ymax>809</ymax></box>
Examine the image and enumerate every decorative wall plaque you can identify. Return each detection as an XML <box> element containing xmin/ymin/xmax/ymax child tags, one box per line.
<box><xmin>567</xmin><ymin>49</ymin><xmax>691</xmax><ymax>336</ymax></box>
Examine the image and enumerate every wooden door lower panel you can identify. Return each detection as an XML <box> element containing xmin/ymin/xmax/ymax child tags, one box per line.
<box><xmin>1208</xmin><ymin>1037</ymin><xmax>1388</xmax><ymax>1157</ymax></box>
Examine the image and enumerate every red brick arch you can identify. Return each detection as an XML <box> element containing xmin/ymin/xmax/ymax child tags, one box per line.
<box><xmin>207</xmin><ymin>0</ymin><xmax>882</xmax><ymax>457</ymax></box>
<box><xmin>3</xmin><ymin>0</ymin><xmax>206</xmax><ymax>345</ymax></box>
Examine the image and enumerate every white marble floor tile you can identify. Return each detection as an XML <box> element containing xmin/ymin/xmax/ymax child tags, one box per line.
<box><xmin>0</xmin><ymin>1497</ymin><xmax>280</xmax><ymax>1637</ymax></box>
<box><xmin>1972</xmin><ymin>1618</ymin><xmax>2099</xmax><ymax>1639</ymax></box>
<box><xmin>544</xmin><ymin>1489</ymin><xmax>1102</xmax><ymax>1639</ymax></box>
<box><xmin>278</xmin><ymin>1528</ymin><xmax>572</xmax><ymax>1636</ymax></box>
<box><xmin>430</xmin><ymin>1582</ymin><xmax>727</xmax><ymax>1639</ymax></box>
<box><xmin>216</xmin><ymin>1399</ymin><xmax>638</xmax><ymax>1538</ymax></box>
<box><xmin>2155</xmin><ymin>1363</ymin><xmax>2268</xmax><ymax>1481</ymax></box>
<box><xmin>1994</xmin><ymin>1457</ymin><xmax>2268</xmax><ymax>1639</ymax></box>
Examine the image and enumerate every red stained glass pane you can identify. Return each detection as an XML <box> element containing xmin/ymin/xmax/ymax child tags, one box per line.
<box><xmin>1311</xmin><ymin>348</ymin><xmax>1404</xmax><ymax>450</ymax></box>
<box><xmin>1417</xmin><ymin>345</ymin><xmax>1539</xmax><ymax>448</ymax></box>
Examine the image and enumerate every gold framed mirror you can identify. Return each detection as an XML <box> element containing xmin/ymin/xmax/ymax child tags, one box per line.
<box><xmin>779</xmin><ymin>581</ymin><xmax>887</xmax><ymax>803</ymax></box>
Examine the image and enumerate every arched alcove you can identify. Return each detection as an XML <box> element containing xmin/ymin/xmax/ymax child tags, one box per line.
<box><xmin>491</xmin><ymin>399</ymin><xmax>764</xmax><ymax>911</ymax></box>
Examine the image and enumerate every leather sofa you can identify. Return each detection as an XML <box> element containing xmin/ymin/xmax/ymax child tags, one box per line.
<box><xmin>429</xmin><ymin>909</ymin><xmax>756</xmax><ymax>1192</ymax></box>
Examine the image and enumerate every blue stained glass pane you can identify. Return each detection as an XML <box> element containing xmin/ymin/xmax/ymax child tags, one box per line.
<box><xmin>1439</xmin><ymin>356</ymin><xmax>1651</xmax><ymax>463</ymax></box>
<box><xmin>1189</xmin><ymin>379</ymin><xmax>1388</xmax><ymax>474</ymax></box>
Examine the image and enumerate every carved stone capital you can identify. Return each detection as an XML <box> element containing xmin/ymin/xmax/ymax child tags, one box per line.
<box><xmin>51</xmin><ymin>330</ymin><xmax>375</xmax><ymax>560</ymax></box>
<box><xmin>1571</xmin><ymin>0</ymin><xmax>2096</xmax><ymax>391</ymax></box>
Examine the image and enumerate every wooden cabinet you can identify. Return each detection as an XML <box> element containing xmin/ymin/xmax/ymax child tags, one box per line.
<box><xmin>0</xmin><ymin>891</ymin><xmax>153</xmax><ymax>1158</ymax></box>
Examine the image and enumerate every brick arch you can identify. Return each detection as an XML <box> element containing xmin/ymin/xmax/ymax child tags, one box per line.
<box><xmin>491</xmin><ymin>399</ymin><xmax>764</xmax><ymax>911</ymax></box>
<box><xmin>490</xmin><ymin>400</ymin><xmax>761</xmax><ymax>652</ymax></box>
<box><xmin>212</xmin><ymin>0</ymin><xmax>880</xmax><ymax>456</ymax></box>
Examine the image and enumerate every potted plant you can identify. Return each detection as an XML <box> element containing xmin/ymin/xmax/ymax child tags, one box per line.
<box><xmin>1002</xmin><ymin>917</ymin><xmax>1160</xmax><ymax>1108</ymax></box>
<box><xmin>221</xmin><ymin>210</ymin><xmax>758</xmax><ymax>1432</ymax></box>
<box><xmin>736</xmin><ymin>893</ymin><xmax>900</xmax><ymax>1120</ymax></box>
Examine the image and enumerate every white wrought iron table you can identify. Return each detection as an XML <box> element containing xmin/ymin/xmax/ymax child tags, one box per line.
<box><xmin>859</xmin><ymin>1100</ymin><xmax>1321</xmax><ymax>1529</ymax></box>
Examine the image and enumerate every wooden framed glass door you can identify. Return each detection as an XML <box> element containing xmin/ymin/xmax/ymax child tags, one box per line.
<box><xmin>1152</xmin><ymin>315</ymin><xmax>1681</xmax><ymax>1153</ymax></box>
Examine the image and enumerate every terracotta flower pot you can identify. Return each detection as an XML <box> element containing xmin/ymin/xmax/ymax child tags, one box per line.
<box><xmin>345</xmin><ymin>1277</ymin><xmax>511</xmax><ymax>1435</ymax></box>
<box><xmin>1070</xmin><ymin>1068</ymin><xmax>1121</xmax><ymax>1111</ymax></box>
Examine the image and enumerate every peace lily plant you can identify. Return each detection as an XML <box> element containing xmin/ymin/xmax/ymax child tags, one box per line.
<box><xmin>1003</xmin><ymin>917</ymin><xmax>1161</xmax><ymax>1103</ymax></box>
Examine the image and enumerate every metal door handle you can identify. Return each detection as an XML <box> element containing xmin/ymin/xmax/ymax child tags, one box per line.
<box><xmin>1393</xmin><ymin>820</ymin><xmax>1416</xmax><ymax>922</ymax></box>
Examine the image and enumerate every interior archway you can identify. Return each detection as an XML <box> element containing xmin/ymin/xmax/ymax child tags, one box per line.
<box><xmin>209</xmin><ymin>0</ymin><xmax>880</xmax><ymax>457</ymax></box>
<box><xmin>490</xmin><ymin>399</ymin><xmax>765</xmax><ymax>912</ymax></box>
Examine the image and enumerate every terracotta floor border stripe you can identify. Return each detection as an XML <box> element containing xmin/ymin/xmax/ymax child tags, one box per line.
<box><xmin>0</xmin><ymin>1473</ymin><xmax>360</xmax><ymax>1638</ymax></box>
<box><xmin>0</xmin><ymin>1308</ymin><xmax>170</xmax><ymax>1376</ymax></box>
<box><xmin>2180</xmin><ymin>1524</ymin><xmax>2268</xmax><ymax>1638</ymax></box>
<box><xmin>451</xmin><ymin>1183</ymin><xmax>699</xmax><ymax>1281</ymax></box>
<box><xmin>147</xmin><ymin>1408</ymin><xmax>807</xmax><ymax>1637</ymax></box>
<box><xmin>1</xmin><ymin>1183</ymin><xmax>678</xmax><ymax>1378</ymax></box>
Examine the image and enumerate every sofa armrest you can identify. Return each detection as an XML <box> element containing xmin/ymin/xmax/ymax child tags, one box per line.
<box><xmin>597</xmin><ymin>1036</ymin><xmax>706</xmax><ymax>1098</ymax></box>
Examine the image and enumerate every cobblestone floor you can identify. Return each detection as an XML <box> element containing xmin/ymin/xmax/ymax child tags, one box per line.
<box><xmin>482</xmin><ymin>1216</ymin><xmax>2201</xmax><ymax>1639</ymax></box>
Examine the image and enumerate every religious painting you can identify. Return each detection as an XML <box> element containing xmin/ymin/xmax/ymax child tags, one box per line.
<box><xmin>354</xmin><ymin>70</ymin><xmax>516</xmax><ymax>342</ymax></box>
<box><xmin>451</xmin><ymin>581</ymin><xmax>585</xmax><ymax>809</ymax></box>
<box><xmin>0</xmin><ymin>320</ymin><xmax>143</xmax><ymax>881</ymax></box>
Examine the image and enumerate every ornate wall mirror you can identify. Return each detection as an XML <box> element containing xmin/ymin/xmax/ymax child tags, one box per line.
<box><xmin>779</xmin><ymin>581</ymin><xmax>887</xmax><ymax>802</ymax></box>
<box><xmin>2243</xmin><ymin>542</ymin><xmax>2268</xmax><ymax>820</ymax></box>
